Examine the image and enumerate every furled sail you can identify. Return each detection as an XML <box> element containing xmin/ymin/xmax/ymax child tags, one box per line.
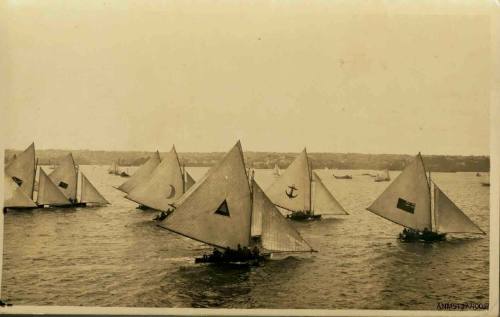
<box><xmin>117</xmin><ymin>151</ymin><xmax>161</xmax><ymax>193</ymax></box>
<box><xmin>81</xmin><ymin>173</ymin><xmax>110</xmax><ymax>205</ymax></box>
<box><xmin>266</xmin><ymin>149</ymin><xmax>311</xmax><ymax>212</ymax></box>
<box><xmin>37</xmin><ymin>168</ymin><xmax>71</xmax><ymax>206</ymax></box>
<box><xmin>367</xmin><ymin>154</ymin><xmax>432</xmax><ymax>231</ymax></box>
<box><xmin>159</xmin><ymin>141</ymin><xmax>252</xmax><ymax>249</ymax></box>
<box><xmin>312</xmin><ymin>172</ymin><xmax>347</xmax><ymax>215</ymax></box>
<box><xmin>5</xmin><ymin>142</ymin><xmax>36</xmax><ymax>199</ymax></box>
<box><xmin>126</xmin><ymin>146</ymin><xmax>185</xmax><ymax>211</ymax></box>
<box><xmin>49</xmin><ymin>153</ymin><xmax>78</xmax><ymax>202</ymax></box>
<box><xmin>4</xmin><ymin>174</ymin><xmax>37</xmax><ymax>208</ymax></box>
<box><xmin>434</xmin><ymin>184</ymin><xmax>485</xmax><ymax>234</ymax></box>
<box><xmin>253</xmin><ymin>180</ymin><xmax>313</xmax><ymax>252</ymax></box>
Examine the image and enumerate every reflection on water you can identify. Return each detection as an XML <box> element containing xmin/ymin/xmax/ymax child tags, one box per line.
<box><xmin>1</xmin><ymin>166</ymin><xmax>489</xmax><ymax>309</ymax></box>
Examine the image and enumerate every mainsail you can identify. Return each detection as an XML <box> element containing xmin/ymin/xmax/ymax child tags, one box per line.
<box><xmin>5</xmin><ymin>142</ymin><xmax>36</xmax><ymax>199</ymax></box>
<box><xmin>4</xmin><ymin>174</ymin><xmax>37</xmax><ymax>208</ymax></box>
<box><xmin>126</xmin><ymin>146</ymin><xmax>185</xmax><ymax>211</ymax></box>
<box><xmin>434</xmin><ymin>184</ymin><xmax>485</xmax><ymax>234</ymax></box>
<box><xmin>367</xmin><ymin>154</ymin><xmax>432</xmax><ymax>231</ymax></box>
<box><xmin>312</xmin><ymin>172</ymin><xmax>347</xmax><ymax>215</ymax></box>
<box><xmin>252</xmin><ymin>180</ymin><xmax>313</xmax><ymax>252</ymax></box>
<box><xmin>266</xmin><ymin>149</ymin><xmax>311</xmax><ymax>212</ymax></box>
<box><xmin>49</xmin><ymin>153</ymin><xmax>78</xmax><ymax>202</ymax></box>
<box><xmin>117</xmin><ymin>151</ymin><xmax>161</xmax><ymax>193</ymax></box>
<box><xmin>185</xmin><ymin>171</ymin><xmax>195</xmax><ymax>191</ymax></box>
<box><xmin>37</xmin><ymin>168</ymin><xmax>71</xmax><ymax>206</ymax></box>
<box><xmin>159</xmin><ymin>142</ymin><xmax>252</xmax><ymax>249</ymax></box>
<box><xmin>81</xmin><ymin>173</ymin><xmax>110</xmax><ymax>205</ymax></box>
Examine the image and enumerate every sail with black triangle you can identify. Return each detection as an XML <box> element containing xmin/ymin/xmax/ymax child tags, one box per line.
<box><xmin>157</xmin><ymin>141</ymin><xmax>315</xmax><ymax>265</ymax></box>
<box><xmin>366</xmin><ymin>153</ymin><xmax>485</xmax><ymax>242</ymax></box>
<box><xmin>266</xmin><ymin>148</ymin><xmax>348</xmax><ymax>221</ymax></box>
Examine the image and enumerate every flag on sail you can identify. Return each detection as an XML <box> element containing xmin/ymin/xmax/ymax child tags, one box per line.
<box><xmin>434</xmin><ymin>184</ymin><xmax>485</xmax><ymax>234</ymax></box>
<box><xmin>81</xmin><ymin>173</ymin><xmax>110</xmax><ymax>205</ymax></box>
<box><xmin>117</xmin><ymin>151</ymin><xmax>161</xmax><ymax>193</ymax></box>
<box><xmin>4</xmin><ymin>174</ymin><xmax>37</xmax><ymax>208</ymax></box>
<box><xmin>252</xmin><ymin>180</ymin><xmax>313</xmax><ymax>252</ymax></box>
<box><xmin>312</xmin><ymin>172</ymin><xmax>347</xmax><ymax>215</ymax></box>
<box><xmin>5</xmin><ymin>142</ymin><xmax>36</xmax><ymax>199</ymax></box>
<box><xmin>266</xmin><ymin>149</ymin><xmax>311</xmax><ymax>212</ymax></box>
<box><xmin>159</xmin><ymin>141</ymin><xmax>252</xmax><ymax>249</ymax></box>
<box><xmin>49</xmin><ymin>153</ymin><xmax>78</xmax><ymax>202</ymax></box>
<box><xmin>126</xmin><ymin>146</ymin><xmax>184</xmax><ymax>211</ymax></box>
<box><xmin>367</xmin><ymin>154</ymin><xmax>432</xmax><ymax>231</ymax></box>
<box><xmin>37</xmin><ymin>168</ymin><xmax>71</xmax><ymax>206</ymax></box>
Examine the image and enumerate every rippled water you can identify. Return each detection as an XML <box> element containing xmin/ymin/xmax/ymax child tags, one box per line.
<box><xmin>2</xmin><ymin>166</ymin><xmax>489</xmax><ymax>309</ymax></box>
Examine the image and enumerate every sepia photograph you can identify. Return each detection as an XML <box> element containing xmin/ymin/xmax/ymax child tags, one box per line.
<box><xmin>1</xmin><ymin>0</ymin><xmax>498</xmax><ymax>316</ymax></box>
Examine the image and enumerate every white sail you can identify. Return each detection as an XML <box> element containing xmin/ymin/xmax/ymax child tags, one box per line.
<box><xmin>375</xmin><ymin>169</ymin><xmax>390</xmax><ymax>181</ymax></box>
<box><xmin>37</xmin><ymin>168</ymin><xmax>71</xmax><ymax>206</ymax></box>
<box><xmin>81</xmin><ymin>173</ymin><xmax>109</xmax><ymax>205</ymax></box>
<box><xmin>434</xmin><ymin>184</ymin><xmax>484</xmax><ymax>234</ymax></box>
<box><xmin>5</xmin><ymin>142</ymin><xmax>36</xmax><ymax>199</ymax></box>
<box><xmin>185</xmin><ymin>171</ymin><xmax>195</xmax><ymax>191</ymax></box>
<box><xmin>273</xmin><ymin>164</ymin><xmax>280</xmax><ymax>176</ymax></box>
<box><xmin>266</xmin><ymin>149</ymin><xmax>311</xmax><ymax>212</ymax></box>
<box><xmin>4</xmin><ymin>174</ymin><xmax>37</xmax><ymax>208</ymax></box>
<box><xmin>312</xmin><ymin>172</ymin><xmax>347</xmax><ymax>215</ymax></box>
<box><xmin>49</xmin><ymin>153</ymin><xmax>78</xmax><ymax>202</ymax></box>
<box><xmin>367</xmin><ymin>154</ymin><xmax>432</xmax><ymax>231</ymax></box>
<box><xmin>117</xmin><ymin>151</ymin><xmax>161</xmax><ymax>193</ymax></box>
<box><xmin>126</xmin><ymin>146</ymin><xmax>185</xmax><ymax>210</ymax></box>
<box><xmin>253</xmin><ymin>180</ymin><xmax>313</xmax><ymax>252</ymax></box>
<box><xmin>159</xmin><ymin>141</ymin><xmax>252</xmax><ymax>249</ymax></box>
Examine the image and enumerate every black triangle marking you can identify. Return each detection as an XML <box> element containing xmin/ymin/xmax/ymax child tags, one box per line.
<box><xmin>214</xmin><ymin>199</ymin><xmax>230</xmax><ymax>217</ymax></box>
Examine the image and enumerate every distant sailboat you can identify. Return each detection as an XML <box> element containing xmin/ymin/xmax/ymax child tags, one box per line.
<box><xmin>333</xmin><ymin>171</ymin><xmax>352</xmax><ymax>180</ymax></box>
<box><xmin>125</xmin><ymin>146</ymin><xmax>195</xmax><ymax>211</ymax></box>
<box><xmin>158</xmin><ymin>141</ymin><xmax>315</xmax><ymax>264</ymax></box>
<box><xmin>116</xmin><ymin>151</ymin><xmax>161</xmax><ymax>194</ymax></box>
<box><xmin>366</xmin><ymin>153</ymin><xmax>485</xmax><ymax>242</ymax></box>
<box><xmin>374</xmin><ymin>169</ymin><xmax>391</xmax><ymax>182</ymax></box>
<box><xmin>266</xmin><ymin>148</ymin><xmax>347</xmax><ymax>221</ymax></box>
<box><xmin>273</xmin><ymin>164</ymin><xmax>280</xmax><ymax>177</ymax></box>
<box><xmin>37</xmin><ymin>153</ymin><xmax>109</xmax><ymax>208</ymax></box>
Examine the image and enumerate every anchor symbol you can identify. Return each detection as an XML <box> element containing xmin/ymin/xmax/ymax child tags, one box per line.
<box><xmin>286</xmin><ymin>185</ymin><xmax>298</xmax><ymax>199</ymax></box>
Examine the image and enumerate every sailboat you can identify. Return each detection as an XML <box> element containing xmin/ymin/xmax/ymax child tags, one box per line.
<box><xmin>37</xmin><ymin>153</ymin><xmax>109</xmax><ymax>207</ymax></box>
<box><xmin>158</xmin><ymin>141</ymin><xmax>315</xmax><ymax>265</ymax></box>
<box><xmin>116</xmin><ymin>151</ymin><xmax>161</xmax><ymax>194</ymax></box>
<box><xmin>266</xmin><ymin>148</ymin><xmax>347</xmax><ymax>221</ymax></box>
<box><xmin>366</xmin><ymin>153</ymin><xmax>485</xmax><ymax>242</ymax></box>
<box><xmin>125</xmin><ymin>146</ymin><xmax>195</xmax><ymax>211</ymax></box>
<box><xmin>4</xmin><ymin>143</ymin><xmax>38</xmax><ymax>210</ymax></box>
<box><xmin>333</xmin><ymin>171</ymin><xmax>352</xmax><ymax>179</ymax></box>
<box><xmin>273</xmin><ymin>164</ymin><xmax>280</xmax><ymax>177</ymax></box>
<box><xmin>374</xmin><ymin>169</ymin><xmax>391</xmax><ymax>182</ymax></box>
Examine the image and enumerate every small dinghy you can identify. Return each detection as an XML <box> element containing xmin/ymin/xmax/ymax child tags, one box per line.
<box><xmin>266</xmin><ymin>149</ymin><xmax>348</xmax><ymax>221</ymax></box>
<box><xmin>366</xmin><ymin>153</ymin><xmax>485</xmax><ymax>242</ymax></box>
<box><xmin>374</xmin><ymin>169</ymin><xmax>391</xmax><ymax>182</ymax></box>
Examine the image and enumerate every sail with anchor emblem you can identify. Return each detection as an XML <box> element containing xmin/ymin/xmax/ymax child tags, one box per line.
<box><xmin>266</xmin><ymin>149</ymin><xmax>311</xmax><ymax>213</ymax></box>
<box><xmin>125</xmin><ymin>146</ymin><xmax>185</xmax><ymax>211</ymax></box>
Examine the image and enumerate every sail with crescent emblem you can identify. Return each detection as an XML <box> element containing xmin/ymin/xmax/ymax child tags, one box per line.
<box><xmin>81</xmin><ymin>173</ymin><xmax>110</xmax><ymax>205</ymax></box>
<box><xmin>252</xmin><ymin>180</ymin><xmax>313</xmax><ymax>252</ymax></box>
<box><xmin>5</xmin><ymin>143</ymin><xmax>36</xmax><ymax>199</ymax></box>
<box><xmin>434</xmin><ymin>183</ymin><xmax>484</xmax><ymax>234</ymax></box>
<box><xmin>312</xmin><ymin>172</ymin><xmax>347</xmax><ymax>215</ymax></box>
<box><xmin>4</xmin><ymin>174</ymin><xmax>37</xmax><ymax>208</ymax></box>
<box><xmin>37</xmin><ymin>168</ymin><xmax>71</xmax><ymax>206</ymax></box>
<box><xmin>126</xmin><ymin>146</ymin><xmax>184</xmax><ymax>210</ymax></box>
<box><xmin>367</xmin><ymin>154</ymin><xmax>432</xmax><ymax>231</ymax></box>
<box><xmin>266</xmin><ymin>149</ymin><xmax>311</xmax><ymax>213</ymax></box>
<box><xmin>49</xmin><ymin>153</ymin><xmax>78</xmax><ymax>202</ymax></box>
<box><xmin>159</xmin><ymin>141</ymin><xmax>252</xmax><ymax>249</ymax></box>
<box><xmin>117</xmin><ymin>151</ymin><xmax>161</xmax><ymax>193</ymax></box>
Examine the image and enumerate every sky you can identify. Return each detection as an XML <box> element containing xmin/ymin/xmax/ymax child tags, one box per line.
<box><xmin>1</xmin><ymin>1</ymin><xmax>496</xmax><ymax>155</ymax></box>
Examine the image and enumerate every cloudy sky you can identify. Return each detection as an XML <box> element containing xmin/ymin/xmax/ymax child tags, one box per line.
<box><xmin>2</xmin><ymin>1</ymin><xmax>495</xmax><ymax>155</ymax></box>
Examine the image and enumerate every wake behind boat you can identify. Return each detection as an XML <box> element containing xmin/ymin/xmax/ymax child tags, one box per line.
<box><xmin>266</xmin><ymin>149</ymin><xmax>348</xmax><ymax>221</ymax></box>
<box><xmin>158</xmin><ymin>141</ymin><xmax>316</xmax><ymax>265</ymax></box>
<box><xmin>366</xmin><ymin>153</ymin><xmax>485</xmax><ymax>242</ymax></box>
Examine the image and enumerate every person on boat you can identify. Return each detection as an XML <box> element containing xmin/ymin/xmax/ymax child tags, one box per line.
<box><xmin>252</xmin><ymin>246</ymin><xmax>260</xmax><ymax>257</ymax></box>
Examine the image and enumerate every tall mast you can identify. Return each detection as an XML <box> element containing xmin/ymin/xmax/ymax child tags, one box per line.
<box><xmin>32</xmin><ymin>158</ymin><xmax>38</xmax><ymax>200</ymax></box>
<box><xmin>418</xmin><ymin>152</ymin><xmax>433</xmax><ymax>232</ymax></box>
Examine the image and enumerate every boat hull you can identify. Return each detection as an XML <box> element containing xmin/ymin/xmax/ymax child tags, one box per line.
<box><xmin>36</xmin><ymin>202</ymin><xmax>87</xmax><ymax>208</ymax></box>
<box><xmin>399</xmin><ymin>230</ymin><xmax>446</xmax><ymax>242</ymax></box>
<box><xmin>286</xmin><ymin>212</ymin><xmax>322</xmax><ymax>221</ymax></box>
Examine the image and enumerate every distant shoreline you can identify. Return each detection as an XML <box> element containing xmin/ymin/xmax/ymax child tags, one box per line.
<box><xmin>5</xmin><ymin>149</ymin><xmax>489</xmax><ymax>172</ymax></box>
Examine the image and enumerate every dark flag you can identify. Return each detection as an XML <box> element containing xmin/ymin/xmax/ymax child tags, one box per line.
<box><xmin>11</xmin><ymin>176</ymin><xmax>23</xmax><ymax>186</ymax></box>
<box><xmin>58</xmin><ymin>181</ymin><xmax>69</xmax><ymax>189</ymax></box>
<box><xmin>397</xmin><ymin>198</ymin><xmax>415</xmax><ymax>214</ymax></box>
